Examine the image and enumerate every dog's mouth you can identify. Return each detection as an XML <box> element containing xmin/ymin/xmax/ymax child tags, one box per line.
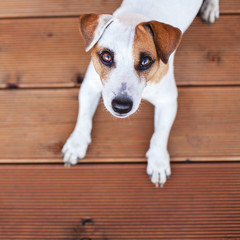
<box><xmin>111</xmin><ymin>112</ymin><xmax>129</xmax><ymax>118</ymax></box>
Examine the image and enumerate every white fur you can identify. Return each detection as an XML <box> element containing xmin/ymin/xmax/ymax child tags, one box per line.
<box><xmin>85</xmin><ymin>14</ymin><xmax>114</xmax><ymax>51</ymax></box>
<box><xmin>62</xmin><ymin>62</ymin><xmax>102</xmax><ymax>166</ymax></box>
<box><xmin>200</xmin><ymin>0</ymin><xmax>219</xmax><ymax>24</ymax></box>
<box><xmin>98</xmin><ymin>20</ymin><xmax>145</xmax><ymax>117</ymax></box>
<box><xmin>62</xmin><ymin>0</ymin><xmax>219</xmax><ymax>186</ymax></box>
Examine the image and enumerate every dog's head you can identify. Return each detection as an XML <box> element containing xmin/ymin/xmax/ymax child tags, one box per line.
<box><xmin>79</xmin><ymin>14</ymin><xmax>182</xmax><ymax>118</ymax></box>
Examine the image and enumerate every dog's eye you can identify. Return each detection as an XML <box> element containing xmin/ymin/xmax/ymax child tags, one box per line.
<box><xmin>139</xmin><ymin>56</ymin><xmax>153</xmax><ymax>70</ymax></box>
<box><xmin>142</xmin><ymin>57</ymin><xmax>151</xmax><ymax>66</ymax></box>
<box><xmin>102</xmin><ymin>52</ymin><xmax>112</xmax><ymax>62</ymax></box>
<box><xmin>100</xmin><ymin>51</ymin><xmax>114</xmax><ymax>66</ymax></box>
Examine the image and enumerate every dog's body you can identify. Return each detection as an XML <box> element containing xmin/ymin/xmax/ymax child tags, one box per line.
<box><xmin>62</xmin><ymin>0</ymin><xmax>219</xmax><ymax>187</ymax></box>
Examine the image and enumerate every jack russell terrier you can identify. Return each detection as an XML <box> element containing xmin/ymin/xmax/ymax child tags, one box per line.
<box><xmin>62</xmin><ymin>0</ymin><xmax>219</xmax><ymax>187</ymax></box>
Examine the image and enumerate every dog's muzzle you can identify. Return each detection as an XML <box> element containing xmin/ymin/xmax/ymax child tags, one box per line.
<box><xmin>111</xmin><ymin>96</ymin><xmax>133</xmax><ymax>115</ymax></box>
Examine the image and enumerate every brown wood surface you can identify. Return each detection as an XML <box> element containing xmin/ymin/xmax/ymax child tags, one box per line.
<box><xmin>0</xmin><ymin>87</ymin><xmax>239</xmax><ymax>163</ymax></box>
<box><xmin>0</xmin><ymin>0</ymin><xmax>238</xmax><ymax>18</ymax></box>
<box><xmin>220</xmin><ymin>0</ymin><xmax>240</xmax><ymax>13</ymax></box>
<box><xmin>0</xmin><ymin>1</ymin><xmax>239</xmax><ymax>239</ymax></box>
<box><xmin>175</xmin><ymin>16</ymin><xmax>240</xmax><ymax>85</ymax></box>
<box><xmin>0</xmin><ymin>163</ymin><xmax>239</xmax><ymax>239</ymax></box>
<box><xmin>0</xmin><ymin>15</ymin><xmax>239</xmax><ymax>88</ymax></box>
<box><xmin>0</xmin><ymin>17</ymin><xmax>84</xmax><ymax>88</ymax></box>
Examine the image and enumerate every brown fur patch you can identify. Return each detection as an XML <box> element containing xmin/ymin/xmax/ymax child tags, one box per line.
<box><xmin>91</xmin><ymin>45</ymin><xmax>114</xmax><ymax>83</ymax></box>
<box><xmin>144</xmin><ymin>21</ymin><xmax>182</xmax><ymax>64</ymax></box>
<box><xmin>149</xmin><ymin>60</ymin><xmax>169</xmax><ymax>84</ymax></box>
<box><xmin>79</xmin><ymin>14</ymin><xmax>99</xmax><ymax>50</ymax></box>
<box><xmin>133</xmin><ymin>24</ymin><xmax>169</xmax><ymax>84</ymax></box>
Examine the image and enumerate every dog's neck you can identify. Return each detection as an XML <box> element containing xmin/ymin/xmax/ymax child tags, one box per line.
<box><xmin>113</xmin><ymin>12</ymin><xmax>150</xmax><ymax>27</ymax></box>
<box><xmin>114</xmin><ymin>0</ymin><xmax>203</xmax><ymax>33</ymax></box>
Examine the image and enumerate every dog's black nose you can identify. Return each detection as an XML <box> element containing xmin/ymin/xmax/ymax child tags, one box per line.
<box><xmin>112</xmin><ymin>97</ymin><xmax>133</xmax><ymax>114</ymax></box>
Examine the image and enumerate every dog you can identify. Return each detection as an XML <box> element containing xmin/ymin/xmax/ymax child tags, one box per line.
<box><xmin>62</xmin><ymin>0</ymin><xmax>219</xmax><ymax>187</ymax></box>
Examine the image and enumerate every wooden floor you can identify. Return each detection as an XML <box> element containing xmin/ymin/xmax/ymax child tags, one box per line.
<box><xmin>1</xmin><ymin>164</ymin><xmax>240</xmax><ymax>239</ymax></box>
<box><xmin>0</xmin><ymin>0</ymin><xmax>239</xmax><ymax>239</ymax></box>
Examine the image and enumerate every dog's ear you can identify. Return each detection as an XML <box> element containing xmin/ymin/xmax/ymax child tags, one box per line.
<box><xmin>137</xmin><ymin>21</ymin><xmax>182</xmax><ymax>64</ymax></box>
<box><xmin>79</xmin><ymin>13</ymin><xmax>114</xmax><ymax>52</ymax></box>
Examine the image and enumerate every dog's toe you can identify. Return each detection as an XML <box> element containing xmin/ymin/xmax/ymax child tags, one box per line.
<box><xmin>63</xmin><ymin>151</ymin><xmax>78</xmax><ymax>166</ymax></box>
<box><xmin>148</xmin><ymin>166</ymin><xmax>171</xmax><ymax>187</ymax></box>
<box><xmin>153</xmin><ymin>170</ymin><xmax>166</xmax><ymax>187</ymax></box>
<box><xmin>64</xmin><ymin>161</ymin><xmax>72</xmax><ymax>168</ymax></box>
<box><xmin>62</xmin><ymin>133</ymin><xmax>90</xmax><ymax>165</ymax></box>
<box><xmin>146</xmin><ymin>151</ymin><xmax>171</xmax><ymax>188</ymax></box>
<box><xmin>200</xmin><ymin>0</ymin><xmax>219</xmax><ymax>24</ymax></box>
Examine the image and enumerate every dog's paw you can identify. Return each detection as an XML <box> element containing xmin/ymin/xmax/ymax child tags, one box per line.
<box><xmin>200</xmin><ymin>0</ymin><xmax>219</xmax><ymax>24</ymax></box>
<box><xmin>146</xmin><ymin>150</ymin><xmax>171</xmax><ymax>188</ymax></box>
<box><xmin>62</xmin><ymin>133</ymin><xmax>90</xmax><ymax>167</ymax></box>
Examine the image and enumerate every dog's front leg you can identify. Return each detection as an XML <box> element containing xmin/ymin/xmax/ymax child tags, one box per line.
<box><xmin>62</xmin><ymin>62</ymin><xmax>102</xmax><ymax>166</ymax></box>
<box><xmin>146</xmin><ymin>99</ymin><xmax>177</xmax><ymax>187</ymax></box>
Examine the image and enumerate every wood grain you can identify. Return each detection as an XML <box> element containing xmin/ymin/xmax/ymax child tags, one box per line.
<box><xmin>0</xmin><ymin>163</ymin><xmax>239</xmax><ymax>239</ymax></box>
<box><xmin>0</xmin><ymin>0</ymin><xmax>238</xmax><ymax>18</ymax></box>
<box><xmin>0</xmin><ymin>16</ymin><xmax>239</xmax><ymax>88</ymax></box>
<box><xmin>0</xmin><ymin>17</ymin><xmax>85</xmax><ymax>88</ymax></box>
<box><xmin>175</xmin><ymin>16</ymin><xmax>240</xmax><ymax>85</ymax></box>
<box><xmin>0</xmin><ymin>1</ymin><xmax>239</xmax><ymax>238</ymax></box>
<box><xmin>220</xmin><ymin>0</ymin><xmax>240</xmax><ymax>14</ymax></box>
<box><xmin>0</xmin><ymin>87</ymin><xmax>239</xmax><ymax>163</ymax></box>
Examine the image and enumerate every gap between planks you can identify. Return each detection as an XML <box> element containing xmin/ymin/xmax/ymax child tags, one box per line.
<box><xmin>1</xmin><ymin>84</ymin><xmax>240</xmax><ymax>90</ymax></box>
<box><xmin>0</xmin><ymin>157</ymin><xmax>240</xmax><ymax>164</ymax></box>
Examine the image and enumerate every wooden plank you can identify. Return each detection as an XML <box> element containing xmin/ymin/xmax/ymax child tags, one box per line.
<box><xmin>0</xmin><ymin>163</ymin><xmax>239</xmax><ymax>239</ymax></box>
<box><xmin>0</xmin><ymin>0</ymin><xmax>122</xmax><ymax>18</ymax></box>
<box><xmin>220</xmin><ymin>0</ymin><xmax>240</xmax><ymax>14</ymax></box>
<box><xmin>175</xmin><ymin>16</ymin><xmax>240</xmax><ymax>85</ymax></box>
<box><xmin>0</xmin><ymin>87</ymin><xmax>239</xmax><ymax>163</ymax></box>
<box><xmin>1</xmin><ymin>157</ymin><xmax>240</xmax><ymax>164</ymax></box>
<box><xmin>0</xmin><ymin>16</ymin><xmax>239</xmax><ymax>88</ymax></box>
<box><xmin>0</xmin><ymin>0</ymin><xmax>238</xmax><ymax>18</ymax></box>
<box><xmin>0</xmin><ymin>18</ymin><xmax>85</xmax><ymax>88</ymax></box>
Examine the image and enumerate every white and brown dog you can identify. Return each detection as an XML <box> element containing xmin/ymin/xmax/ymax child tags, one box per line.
<box><xmin>62</xmin><ymin>0</ymin><xmax>219</xmax><ymax>187</ymax></box>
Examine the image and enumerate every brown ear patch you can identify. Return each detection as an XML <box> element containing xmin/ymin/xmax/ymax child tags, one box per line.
<box><xmin>142</xmin><ymin>21</ymin><xmax>182</xmax><ymax>64</ymax></box>
<box><xmin>133</xmin><ymin>23</ymin><xmax>169</xmax><ymax>84</ymax></box>
<box><xmin>79</xmin><ymin>14</ymin><xmax>99</xmax><ymax>50</ymax></box>
<box><xmin>79</xmin><ymin>14</ymin><xmax>114</xmax><ymax>52</ymax></box>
